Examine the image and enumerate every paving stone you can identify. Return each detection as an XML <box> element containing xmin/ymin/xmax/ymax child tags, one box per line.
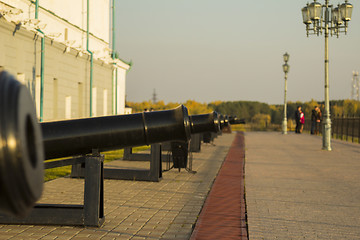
<box><xmin>0</xmin><ymin>134</ymin><xmax>234</xmax><ymax>240</ymax></box>
<box><xmin>245</xmin><ymin>132</ymin><xmax>360</xmax><ymax>239</ymax></box>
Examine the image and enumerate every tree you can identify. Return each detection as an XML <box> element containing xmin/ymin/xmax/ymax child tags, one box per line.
<box><xmin>343</xmin><ymin>100</ymin><xmax>359</xmax><ymax>116</ymax></box>
<box><xmin>252</xmin><ymin>114</ymin><xmax>271</xmax><ymax>129</ymax></box>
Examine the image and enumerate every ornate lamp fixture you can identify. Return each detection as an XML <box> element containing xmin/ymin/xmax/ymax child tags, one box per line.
<box><xmin>302</xmin><ymin>0</ymin><xmax>352</xmax><ymax>37</ymax></box>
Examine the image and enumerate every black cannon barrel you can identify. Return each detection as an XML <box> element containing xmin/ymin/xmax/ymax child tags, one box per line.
<box><xmin>229</xmin><ymin>116</ymin><xmax>246</xmax><ymax>125</ymax></box>
<box><xmin>219</xmin><ymin>115</ymin><xmax>225</xmax><ymax>129</ymax></box>
<box><xmin>0</xmin><ymin>71</ymin><xmax>44</xmax><ymax>217</ymax></box>
<box><xmin>189</xmin><ymin>112</ymin><xmax>220</xmax><ymax>134</ymax></box>
<box><xmin>219</xmin><ymin>115</ymin><xmax>230</xmax><ymax>129</ymax></box>
<box><xmin>224</xmin><ymin>115</ymin><xmax>230</xmax><ymax>126</ymax></box>
<box><xmin>41</xmin><ymin>105</ymin><xmax>191</xmax><ymax>160</ymax></box>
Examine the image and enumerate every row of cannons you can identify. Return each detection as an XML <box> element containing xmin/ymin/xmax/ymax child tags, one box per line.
<box><xmin>0</xmin><ymin>71</ymin><xmax>244</xmax><ymax>227</ymax></box>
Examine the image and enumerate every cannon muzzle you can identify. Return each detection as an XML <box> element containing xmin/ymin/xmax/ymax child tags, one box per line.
<box><xmin>0</xmin><ymin>71</ymin><xmax>44</xmax><ymax>217</ymax></box>
<box><xmin>219</xmin><ymin>115</ymin><xmax>230</xmax><ymax>129</ymax></box>
<box><xmin>189</xmin><ymin>112</ymin><xmax>220</xmax><ymax>134</ymax></box>
<box><xmin>41</xmin><ymin>105</ymin><xmax>191</xmax><ymax>159</ymax></box>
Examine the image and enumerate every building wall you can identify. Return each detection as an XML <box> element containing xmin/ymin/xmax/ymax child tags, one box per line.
<box><xmin>39</xmin><ymin>0</ymin><xmax>110</xmax><ymax>44</ymax></box>
<box><xmin>117</xmin><ymin>68</ymin><xmax>127</xmax><ymax>115</ymax></box>
<box><xmin>0</xmin><ymin>0</ymin><xmax>130</xmax><ymax>121</ymax></box>
<box><xmin>0</xmin><ymin>17</ymin><xmax>39</xmax><ymax>90</ymax></box>
<box><xmin>1</xmin><ymin>0</ymin><xmax>110</xmax><ymax>58</ymax></box>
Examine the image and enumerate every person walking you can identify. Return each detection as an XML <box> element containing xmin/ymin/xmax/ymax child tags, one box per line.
<box><xmin>315</xmin><ymin>108</ymin><xmax>322</xmax><ymax>135</ymax></box>
<box><xmin>300</xmin><ymin>110</ymin><xmax>305</xmax><ymax>133</ymax></box>
<box><xmin>295</xmin><ymin>106</ymin><xmax>301</xmax><ymax>134</ymax></box>
<box><xmin>311</xmin><ymin>106</ymin><xmax>319</xmax><ymax>135</ymax></box>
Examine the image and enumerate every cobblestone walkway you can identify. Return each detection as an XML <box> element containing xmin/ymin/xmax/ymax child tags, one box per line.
<box><xmin>245</xmin><ymin>132</ymin><xmax>360</xmax><ymax>239</ymax></box>
<box><xmin>0</xmin><ymin>133</ymin><xmax>234</xmax><ymax>240</ymax></box>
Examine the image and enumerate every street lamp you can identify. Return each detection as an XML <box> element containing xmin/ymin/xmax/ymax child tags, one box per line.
<box><xmin>352</xmin><ymin>71</ymin><xmax>359</xmax><ymax>101</ymax></box>
<box><xmin>301</xmin><ymin>0</ymin><xmax>353</xmax><ymax>151</ymax></box>
<box><xmin>282</xmin><ymin>52</ymin><xmax>290</xmax><ymax>135</ymax></box>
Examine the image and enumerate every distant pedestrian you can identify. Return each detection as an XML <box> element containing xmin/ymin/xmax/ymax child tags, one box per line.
<box><xmin>311</xmin><ymin>106</ymin><xmax>319</xmax><ymax>135</ymax></box>
<box><xmin>315</xmin><ymin>108</ymin><xmax>322</xmax><ymax>134</ymax></box>
<box><xmin>295</xmin><ymin>106</ymin><xmax>302</xmax><ymax>133</ymax></box>
<box><xmin>300</xmin><ymin>110</ymin><xmax>305</xmax><ymax>133</ymax></box>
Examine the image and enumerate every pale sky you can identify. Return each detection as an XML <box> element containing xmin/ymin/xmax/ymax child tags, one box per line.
<box><xmin>115</xmin><ymin>0</ymin><xmax>360</xmax><ymax>105</ymax></box>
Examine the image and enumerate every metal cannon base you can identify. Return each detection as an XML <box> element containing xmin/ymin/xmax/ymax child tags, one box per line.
<box><xmin>0</xmin><ymin>154</ymin><xmax>105</xmax><ymax>227</ymax></box>
<box><xmin>162</xmin><ymin>134</ymin><xmax>201</xmax><ymax>153</ymax></box>
<box><xmin>123</xmin><ymin>147</ymin><xmax>154</xmax><ymax>161</ymax></box>
<box><xmin>202</xmin><ymin>132</ymin><xmax>217</xmax><ymax>144</ymax></box>
<box><xmin>124</xmin><ymin>140</ymin><xmax>197</xmax><ymax>174</ymax></box>
<box><xmin>163</xmin><ymin>142</ymin><xmax>196</xmax><ymax>174</ymax></box>
<box><xmin>189</xmin><ymin>134</ymin><xmax>201</xmax><ymax>152</ymax></box>
<box><xmin>71</xmin><ymin>144</ymin><xmax>162</xmax><ymax>182</ymax></box>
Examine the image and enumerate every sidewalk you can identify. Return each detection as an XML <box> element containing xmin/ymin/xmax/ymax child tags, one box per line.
<box><xmin>245</xmin><ymin>132</ymin><xmax>360</xmax><ymax>239</ymax></box>
<box><xmin>0</xmin><ymin>133</ymin><xmax>235</xmax><ymax>240</ymax></box>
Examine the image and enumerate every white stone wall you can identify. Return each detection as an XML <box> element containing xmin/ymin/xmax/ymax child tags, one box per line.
<box><xmin>0</xmin><ymin>0</ymin><xmax>130</xmax><ymax>119</ymax></box>
<box><xmin>1</xmin><ymin>0</ymin><xmax>111</xmax><ymax>59</ymax></box>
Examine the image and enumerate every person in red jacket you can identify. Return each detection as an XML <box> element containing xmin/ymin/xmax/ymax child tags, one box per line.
<box><xmin>300</xmin><ymin>110</ymin><xmax>305</xmax><ymax>133</ymax></box>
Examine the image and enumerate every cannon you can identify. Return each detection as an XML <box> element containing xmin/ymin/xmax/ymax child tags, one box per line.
<box><xmin>43</xmin><ymin>110</ymin><xmax>219</xmax><ymax>160</ymax></box>
<box><xmin>31</xmin><ymin>105</ymin><xmax>191</xmax><ymax>226</ymax></box>
<box><xmin>229</xmin><ymin>116</ymin><xmax>246</xmax><ymax>125</ymax></box>
<box><xmin>123</xmin><ymin>112</ymin><xmax>220</xmax><ymax>173</ymax></box>
<box><xmin>189</xmin><ymin>112</ymin><xmax>220</xmax><ymax>134</ymax></box>
<box><xmin>203</xmin><ymin>114</ymin><xmax>228</xmax><ymax>143</ymax></box>
<box><xmin>42</xmin><ymin>105</ymin><xmax>193</xmax><ymax>184</ymax></box>
<box><xmin>124</xmin><ymin>112</ymin><xmax>220</xmax><ymax>161</ymax></box>
<box><xmin>160</xmin><ymin>111</ymin><xmax>220</xmax><ymax>151</ymax></box>
<box><xmin>163</xmin><ymin>112</ymin><xmax>220</xmax><ymax>172</ymax></box>
<box><xmin>189</xmin><ymin>112</ymin><xmax>220</xmax><ymax>152</ymax></box>
<box><xmin>41</xmin><ymin>105</ymin><xmax>191</xmax><ymax>160</ymax></box>
<box><xmin>0</xmin><ymin>71</ymin><xmax>44</xmax><ymax>218</ymax></box>
<box><xmin>73</xmin><ymin>111</ymin><xmax>220</xmax><ymax>180</ymax></box>
<box><xmin>220</xmin><ymin>115</ymin><xmax>232</xmax><ymax>133</ymax></box>
<box><xmin>219</xmin><ymin>114</ymin><xmax>230</xmax><ymax>128</ymax></box>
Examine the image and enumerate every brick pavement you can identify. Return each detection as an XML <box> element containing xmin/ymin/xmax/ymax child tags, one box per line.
<box><xmin>245</xmin><ymin>132</ymin><xmax>360</xmax><ymax>239</ymax></box>
<box><xmin>0</xmin><ymin>133</ymin><xmax>235</xmax><ymax>240</ymax></box>
<box><xmin>190</xmin><ymin>132</ymin><xmax>247</xmax><ymax>239</ymax></box>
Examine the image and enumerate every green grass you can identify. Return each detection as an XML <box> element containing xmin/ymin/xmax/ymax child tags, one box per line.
<box><xmin>44</xmin><ymin>165</ymin><xmax>72</xmax><ymax>182</ymax></box>
<box><xmin>44</xmin><ymin>146</ymin><xmax>150</xmax><ymax>182</ymax></box>
<box><xmin>231</xmin><ymin>124</ymin><xmax>246</xmax><ymax>132</ymax></box>
<box><xmin>231</xmin><ymin>123</ymin><xmax>282</xmax><ymax>132</ymax></box>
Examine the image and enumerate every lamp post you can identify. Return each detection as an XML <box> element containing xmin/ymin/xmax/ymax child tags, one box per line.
<box><xmin>282</xmin><ymin>53</ymin><xmax>290</xmax><ymax>135</ymax></box>
<box><xmin>352</xmin><ymin>71</ymin><xmax>359</xmax><ymax>101</ymax></box>
<box><xmin>301</xmin><ymin>0</ymin><xmax>353</xmax><ymax>151</ymax></box>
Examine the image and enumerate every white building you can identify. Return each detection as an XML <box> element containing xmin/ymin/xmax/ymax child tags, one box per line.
<box><xmin>0</xmin><ymin>0</ymin><xmax>130</xmax><ymax>121</ymax></box>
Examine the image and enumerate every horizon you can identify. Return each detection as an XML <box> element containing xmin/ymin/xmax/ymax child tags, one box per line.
<box><xmin>126</xmin><ymin>98</ymin><xmax>357</xmax><ymax>106</ymax></box>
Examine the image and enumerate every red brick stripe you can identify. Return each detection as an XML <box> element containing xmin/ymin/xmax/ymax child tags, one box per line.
<box><xmin>190</xmin><ymin>132</ymin><xmax>247</xmax><ymax>240</ymax></box>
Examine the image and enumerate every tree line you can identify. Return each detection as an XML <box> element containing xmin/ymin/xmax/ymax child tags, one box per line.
<box><xmin>126</xmin><ymin>99</ymin><xmax>360</xmax><ymax>125</ymax></box>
